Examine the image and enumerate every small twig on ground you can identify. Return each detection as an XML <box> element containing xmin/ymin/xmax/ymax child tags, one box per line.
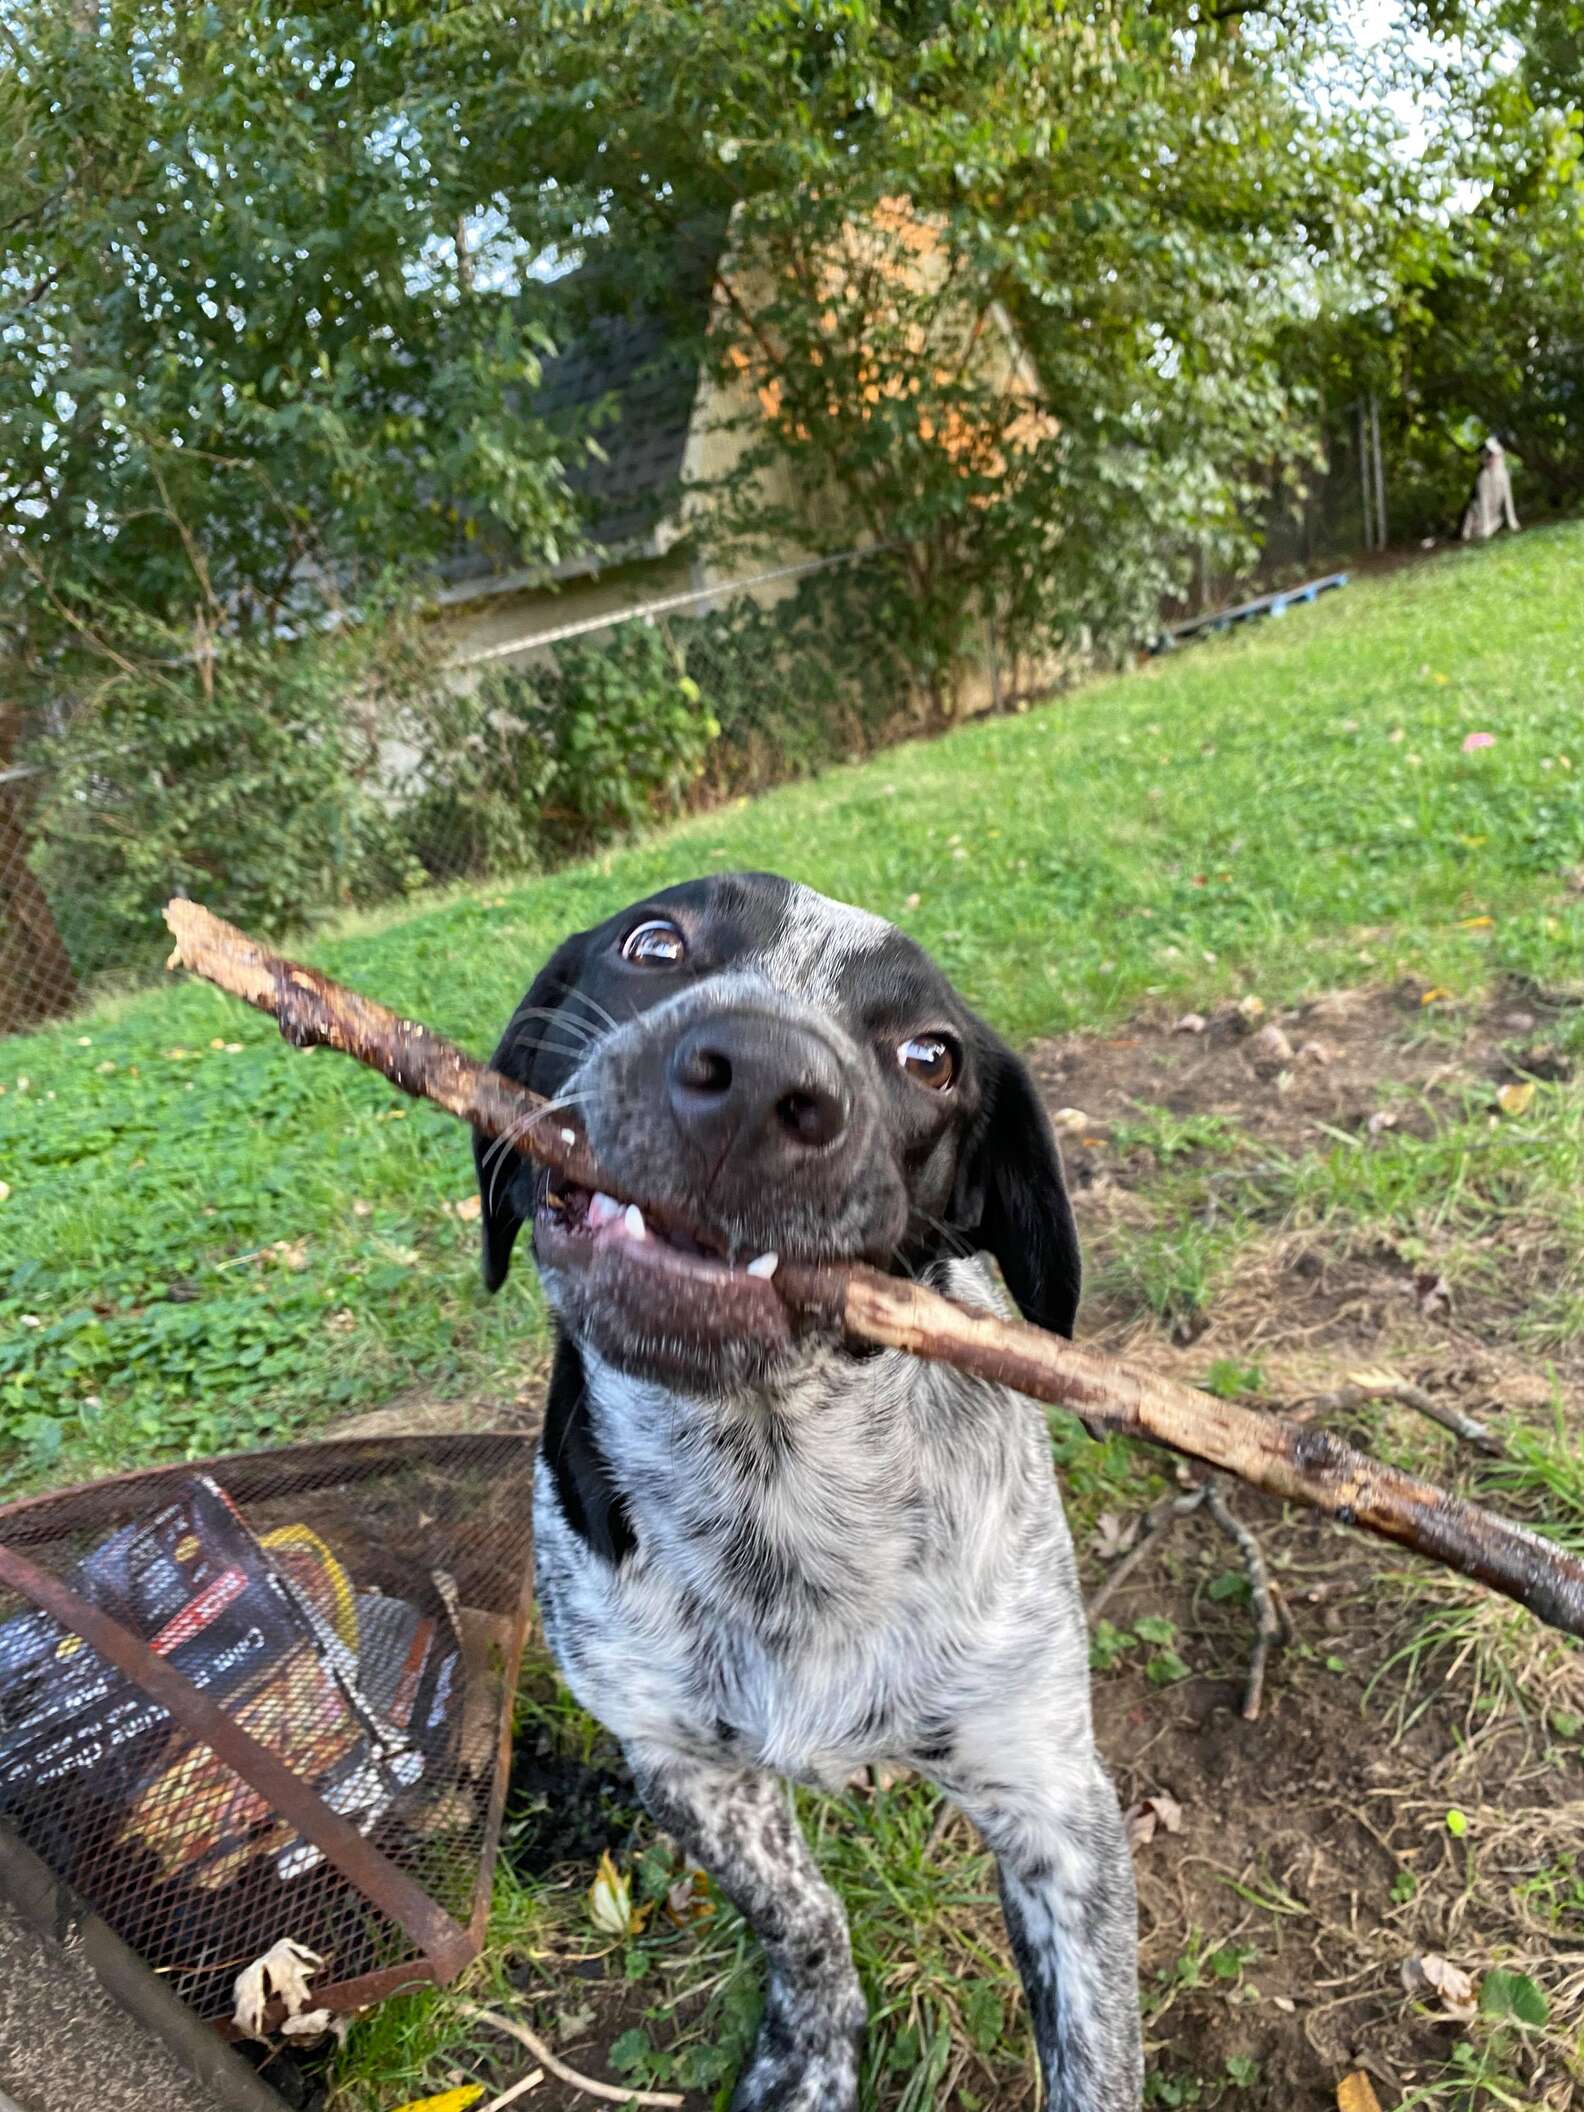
<box><xmin>482</xmin><ymin>2069</ymin><xmax>545</xmax><ymax>2111</ymax></box>
<box><xmin>1292</xmin><ymin>1376</ymin><xmax>1504</xmax><ymax>1456</ymax></box>
<box><xmin>457</xmin><ymin>2003</ymin><xmax>683</xmax><ymax>2108</ymax></box>
<box><xmin>1199</xmin><ymin>1479</ymin><xmax>1287</xmax><ymax>1722</ymax></box>
<box><xmin>162</xmin><ymin>898</ymin><xmax>1584</xmax><ymax>1644</ymax></box>
<box><xmin>1088</xmin><ymin>1477</ymin><xmax>1291</xmax><ymax>1719</ymax></box>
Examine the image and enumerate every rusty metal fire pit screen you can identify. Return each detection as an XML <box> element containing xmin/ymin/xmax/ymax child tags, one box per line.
<box><xmin>0</xmin><ymin>1432</ymin><xmax>536</xmax><ymax>2027</ymax></box>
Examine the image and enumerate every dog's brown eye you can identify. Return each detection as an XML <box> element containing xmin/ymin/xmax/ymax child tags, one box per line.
<box><xmin>898</xmin><ymin>1034</ymin><xmax>959</xmax><ymax>1090</ymax></box>
<box><xmin>621</xmin><ymin>918</ymin><xmax>686</xmax><ymax>967</ymax></box>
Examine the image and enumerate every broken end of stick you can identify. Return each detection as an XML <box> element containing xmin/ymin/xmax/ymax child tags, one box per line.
<box><xmin>161</xmin><ymin>897</ymin><xmax>330</xmax><ymax>1053</ymax></box>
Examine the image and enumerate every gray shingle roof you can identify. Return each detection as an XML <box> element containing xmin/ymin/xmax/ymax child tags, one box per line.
<box><xmin>533</xmin><ymin>304</ymin><xmax>702</xmax><ymax>551</ymax></box>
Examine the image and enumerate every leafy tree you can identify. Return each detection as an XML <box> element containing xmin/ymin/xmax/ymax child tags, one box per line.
<box><xmin>1289</xmin><ymin>1</ymin><xmax>1584</xmax><ymax>536</ymax></box>
<box><xmin>0</xmin><ymin>0</ymin><xmax>583</xmax><ymax>1016</ymax></box>
<box><xmin>464</xmin><ymin>1</ymin><xmax>1403</xmax><ymax>675</ymax></box>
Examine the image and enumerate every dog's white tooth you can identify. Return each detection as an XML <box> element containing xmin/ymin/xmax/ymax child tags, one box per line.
<box><xmin>559</xmin><ymin>1127</ymin><xmax>576</xmax><ymax>1146</ymax></box>
<box><xmin>624</xmin><ymin>1204</ymin><xmax>647</xmax><ymax>1241</ymax></box>
<box><xmin>745</xmin><ymin>1251</ymin><xmax>779</xmax><ymax>1279</ymax></box>
<box><xmin>588</xmin><ymin>1191</ymin><xmax>620</xmax><ymax>1228</ymax></box>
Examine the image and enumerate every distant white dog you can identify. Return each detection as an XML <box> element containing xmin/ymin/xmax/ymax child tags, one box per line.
<box><xmin>1461</xmin><ymin>437</ymin><xmax>1520</xmax><ymax>542</ymax></box>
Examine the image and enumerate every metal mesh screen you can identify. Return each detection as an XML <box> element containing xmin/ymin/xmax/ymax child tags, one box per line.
<box><xmin>1</xmin><ymin>773</ymin><xmax>80</xmax><ymax>1037</ymax></box>
<box><xmin>0</xmin><ymin>1433</ymin><xmax>535</xmax><ymax>2025</ymax></box>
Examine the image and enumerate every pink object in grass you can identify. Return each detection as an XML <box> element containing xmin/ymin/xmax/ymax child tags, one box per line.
<box><xmin>1461</xmin><ymin>731</ymin><xmax>1496</xmax><ymax>753</ymax></box>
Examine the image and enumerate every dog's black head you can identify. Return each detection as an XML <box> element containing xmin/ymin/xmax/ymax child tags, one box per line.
<box><xmin>475</xmin><ymin>872</ymin><xmax>1079</xmax><ymax>1389</ymax></box>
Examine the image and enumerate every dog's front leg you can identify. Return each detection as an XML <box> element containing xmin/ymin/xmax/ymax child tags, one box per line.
<box><xmin>626</xmin><ymin>1742</ymin><xmax>866</xmax><ymax>2112</ymax></box>
<box><xmin>940</xmin><ymin>1746</ymin><xmax>1142</xmax><ymax>2111</ymax></box>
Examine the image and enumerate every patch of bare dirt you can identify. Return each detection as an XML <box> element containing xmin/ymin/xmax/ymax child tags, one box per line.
<box><xmin>1032</xmin><ymin>978</ymin><xmax>1583</xmax><ymax>1403</ymax></box>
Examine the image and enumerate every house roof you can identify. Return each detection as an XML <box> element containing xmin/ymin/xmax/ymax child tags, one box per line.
<box><xmin>437</xmin><ymin>231</ymin><xmax>723</xmax><ymax>600</ymax></box>
<box><xmin>533</xmin><ymin>306</ymin><xmax>703</xmax><ymax>553</ymax></box>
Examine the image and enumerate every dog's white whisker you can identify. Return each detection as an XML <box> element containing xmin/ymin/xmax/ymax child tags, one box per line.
<box><xmin>480</xmin><ymin>1090</ymin><xmax>596</xmax><ymax>1216</ymax></box>
<box><xmin>558</xmin><ymin>985</ymin><xmax>620</xmax><ymax>1034</ymax></box>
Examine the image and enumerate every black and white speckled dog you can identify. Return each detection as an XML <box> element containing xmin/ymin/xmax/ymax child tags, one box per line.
<box><xmin>474</xmin><ymin>871</ymin><xmax>1141</xmax><ymax>2111</ymax></box>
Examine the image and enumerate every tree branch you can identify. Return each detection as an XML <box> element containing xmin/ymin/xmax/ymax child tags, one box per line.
<box><xmin>163</xmin><ymin>900</ymin><xmax>1584</xmax><ymax>1644</ymax></box>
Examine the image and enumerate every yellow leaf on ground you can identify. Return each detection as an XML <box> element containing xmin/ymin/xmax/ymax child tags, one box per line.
<box><xmin>389</xmin><ymin>2088</ymin><xmax>486</xmax><ymax>2112</ymax></box>
<box><xmin>1420</xmin><ymin>987</ymin><xmax>1453</xmax><ymax>1006</ymax></box>
<box><xmin>1497</xmin><ymin>1081</ymin><xmax>1536</xmax><ymax>1117</ymax></box>
<box><xmin>1458</xmin><ymin>915</ymin><xmax>1493</xmax><ymax>930</ymax></box>
<box><xmin>1337</xmin><ymin>2074</ymin><xmax>1383</xmax><ymax>2112</ymax></box>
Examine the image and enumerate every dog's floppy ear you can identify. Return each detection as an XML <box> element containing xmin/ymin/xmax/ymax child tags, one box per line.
<box><xmin>474</xmin><ymin>935</ymin><xmax>585</xmax><ymax>1293</ymax></box>
<box><xmin>952</xmin><ymin>1028</ymin><xmax>1081</xmax><ymax>1338</ymax></box>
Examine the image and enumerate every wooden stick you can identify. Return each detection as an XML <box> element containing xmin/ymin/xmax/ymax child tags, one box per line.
<box><xmin>456</xmin><ymin>2003</ymin><xmax>682</xmax><ymax>2108</ymax></box>
<box><xmin>163</xmin><ymin>900</ymin><xmax>1584</xmax><ymax>1643</ymax></box>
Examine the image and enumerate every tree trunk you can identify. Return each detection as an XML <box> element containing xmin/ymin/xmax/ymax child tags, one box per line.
<box><xmin>0</xmin><ymin>778</ymin><xmax>78</xmax><ymax>1034</ymax></box>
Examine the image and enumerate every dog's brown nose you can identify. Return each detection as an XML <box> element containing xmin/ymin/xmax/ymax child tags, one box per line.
<box><xmin>668</xmin><ymin>1014</ymin><xmax>849</xmax><ymax>1159</ymax></box>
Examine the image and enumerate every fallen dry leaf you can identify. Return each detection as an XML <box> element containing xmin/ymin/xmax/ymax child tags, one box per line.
<box><xmin>1366</xmin><ymin>1110</ymin><xmax>1398</xmax><ymax>1139</ymax></box>
<box><xmin>1402</xmin><ymin>1952</ymin><xmax>1477</xmax><ymax>2021</ymax></box>
<box><xmin>1090</xmin><ymin>1512</ymin><xmax>1137</xmax><ymax>1561</ymax></box>
<box><xmin>587</xmin><ymin>1850</ymin><xmax>647</xmax><ymax>1939</ymax></box>
<box><xmin>1347</xmin><ymin>1365</ymin><xmax>1406</xmax><ymax>1396</ymax></box>
<box><xmin>1235</xmin><ymin>994</ymin><xmax>1266</xmax><ymax>1027</ymax></box>
<box><xmin>665</xmin><ymin>1870</ymin><xmax>716</xmax><ymax>1927</ymax></box>
<box><xmin>1050</xmin><ymin>1108</ymin><xmax>1091</xmax><ymax>1135</ymax></box>
<box><xmin>1336</xmin><ymin>2073</ymin><xmax>1384</xmax><ymax>2112</ymax></box>
<box><xmin>389</xmin><ymin>2088</ymin><xmax>487</xmax><ymax>2112</ymax></box>
<box><xmin>1172</xmin><ymin>1012</ymin><xmax>1208</xmax><ymax>1036</ymax></box>
<box><xmin>1496</xmin><ymin>1080</ymin><xmax>1535</xmax><ymax>1117</ymax></box>
<box><xmin>444</xmin><ymin>1193</ymin><xmax>483</xmax><ymax>1221</ymax></box>
<box><xmin>233</xmin><ymin>1937</ymin><xmax>324</xmax><ymax>2039</ymax></box>
<box><xmin>1124</xmin><ymin>1792</ymin><xmax>1184</xmax><ymax>1849</ymax></box>
<box><xmin>1249</xmin><ymin>1023</ymin><xmax>1294</xmax><ymax>1066</ymax></box>
<box><xmin>1415</xmin><ymin>1272</ymin><xmax>1452</xmax><ymax>1319</ymax></box>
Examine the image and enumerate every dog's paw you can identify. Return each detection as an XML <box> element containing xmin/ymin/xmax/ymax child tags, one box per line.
<box><xmin>728</xmin><ymin>1983</ymin><xmax>865</xmax><ymax>2112</ymax></box>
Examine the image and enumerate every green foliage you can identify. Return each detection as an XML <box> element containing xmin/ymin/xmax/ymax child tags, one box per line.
<box><xmin>1479</xmin><ymin>1969</ymin><xmax>1548</xmax><ymax>2028</ymax></box>
<box><xmin>471</xmin><ymin>0</ymin><xmax>1394</xmax><ymax>669</ymax></box>
<box><xmin>28</xmin><ymin>614</ymin><xmax>434</xmax><ymax>977</ymax></box>
<box><xmin>1285</xmin><ymin>1</ymin><xmax>1584</xmax><ymax>538</ymax></box>
<box><xmin>403</xmin><ymin>622</ymin><xmax>720</xmax><ymax>874</ymax></box>
<box><xmin>0</xmin><ymin>1</ymin><xmax>580</xmax><ymax>638</ymax></box>
<box><xmin>540</xmin><ymin>631</ymin><xmax>719</xmax><ymax>847</ymax></box>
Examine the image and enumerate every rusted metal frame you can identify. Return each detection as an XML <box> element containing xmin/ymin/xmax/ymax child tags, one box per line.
<box><xmin>468</xmin><ymin>1568</ymin><xmax>537</xmax><ymax>1945</ymax></box>
<box><xmin>0</xmin><ymin>1539</ymin><xmax>477</xmax><ymax>1985</ymax></box>
<box><xmin>0</xmin><ymin>1431</ymin><xmax>536</xmax><ymax>1546</ymax></box>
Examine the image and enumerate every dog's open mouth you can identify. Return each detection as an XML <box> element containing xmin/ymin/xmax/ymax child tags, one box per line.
<box><xmin>533</xmin><ymin>1182</ymin><xmax>799</xmax><ymax>1372</ymax></box>
<box><xmin>538</xmin><ymin>1182</ymin><xmax>779</xmax><ymax>1280</ymax></box>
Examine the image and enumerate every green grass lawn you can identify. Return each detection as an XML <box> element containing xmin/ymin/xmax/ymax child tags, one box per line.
<box><xmin>3</xmin><ymin>525</ymin><xmax>1584</xmax><ymax>1485</ymax></box>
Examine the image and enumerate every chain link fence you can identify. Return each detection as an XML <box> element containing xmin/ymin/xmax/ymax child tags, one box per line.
<box><xmin>2</xmin><ymin>547</ymin><xmax>1037</xmax><ymax>1040</ymax></box>
<box><xmin>1158</xmin><ymin>407</ymin><xmax>1392</xmax><ymax>628</ymax></box>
